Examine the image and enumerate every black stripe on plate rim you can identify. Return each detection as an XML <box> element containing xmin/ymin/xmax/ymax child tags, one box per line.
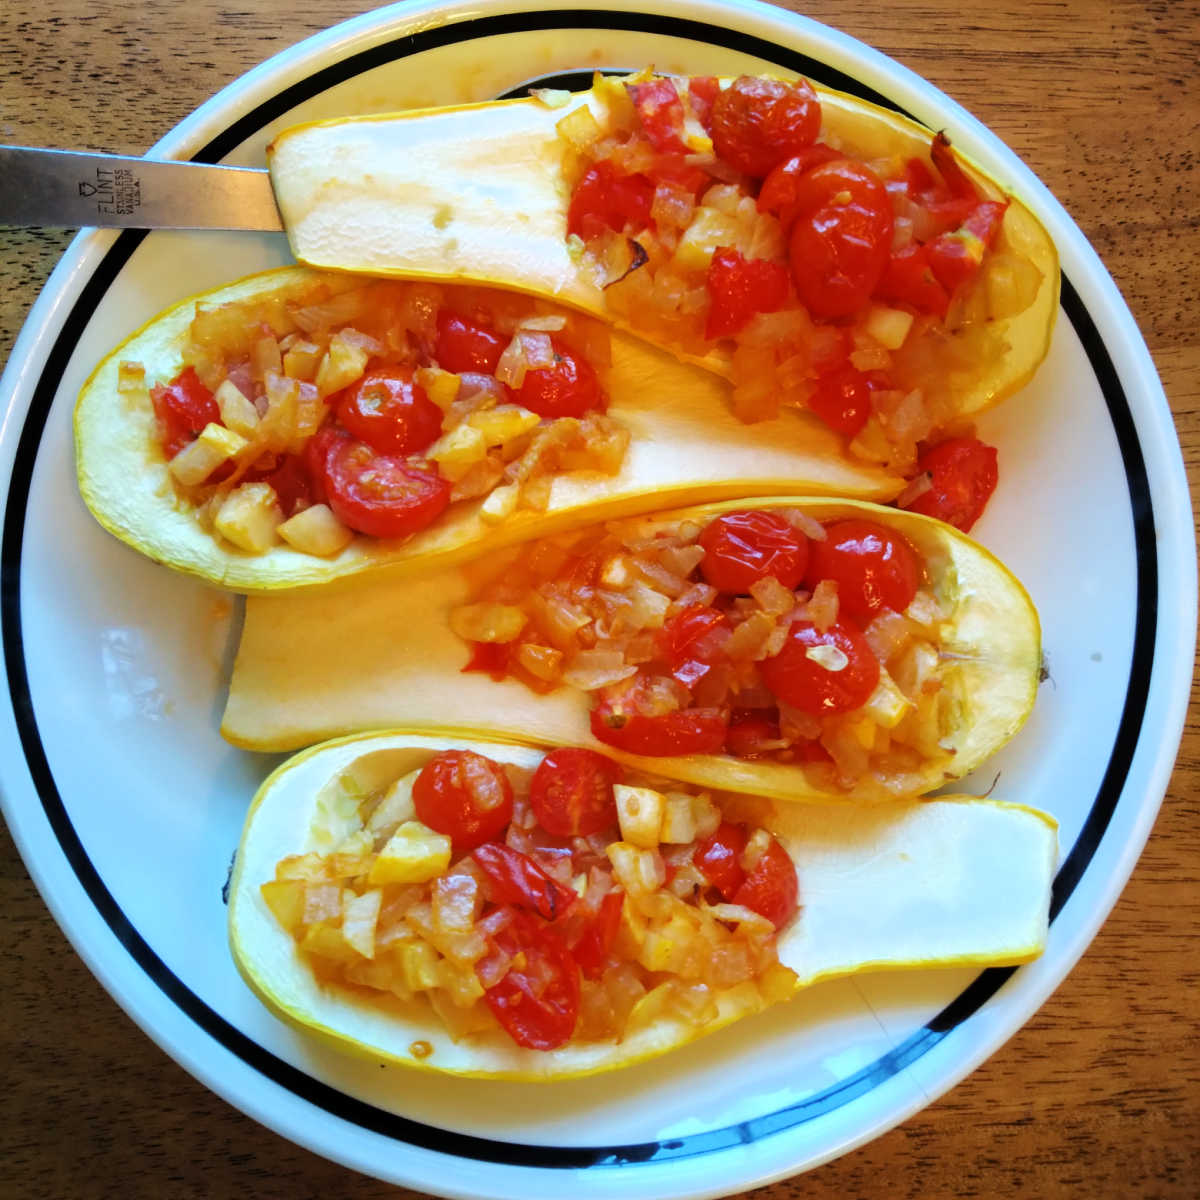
<box><xmin>0</xmin><ymin>6</ymin><xmax>1157</xmax><ymax>1176</ymax></box>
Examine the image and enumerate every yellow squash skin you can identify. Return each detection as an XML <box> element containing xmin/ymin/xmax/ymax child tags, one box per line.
<box><xmin>269</xmin><ymin>75</ymin><xmax>1059</xmax><ymax>412</ymax></box>
<box><xmin>222</xmin><ymin>497</ymin><xmax>1041</xmax><ymax>804</ymax></box>
<box><xmin>74</xmin><ymin>267</ymin><xmax>902</xmax><ymax>594</ymax></box>
<box><xmin>227</xmin><ymin>731</ymin><xmax>1057</xmax><ymax>1081</ymax></box>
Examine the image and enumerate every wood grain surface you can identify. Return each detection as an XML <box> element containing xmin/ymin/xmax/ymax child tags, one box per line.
<box><xmin>1</xmin><ymin>1</ymin><xmax>1197</xmax><ymax>1197</ymax></box>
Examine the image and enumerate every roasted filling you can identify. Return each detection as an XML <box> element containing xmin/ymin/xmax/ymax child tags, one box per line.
<box><xmin>558</xmin><ymin>72</ymin><xmax>1042</xmax><ymax>487</ymax></box>
<box><xmin>454</xmin><ymin>508</ymin><xmax>960</xmax><ymax>794</ymax></box>
<box><xmin>120</xmin><ymin>276</ymin><xmax>627</xmax><ymax>556</ymax></box>
<box><xmin>262</xmin><ymin>747</ymin><xmax>800</xmax><ymax>1051</ymax></box>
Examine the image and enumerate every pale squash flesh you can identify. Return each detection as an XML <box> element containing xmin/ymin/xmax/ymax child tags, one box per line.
<box><xmin>74</xmin><ymin>267</ymin><xmax>901</xmax><ymax>593</ymax></box>
<box><xmin>227</xmin><ymin>731</ymin><xmax>1057</xmax><ymax>1080</ymax></box>
<box><xmin>221</xmin><ymin>497</ymin><xmax>1041</xmax><ymax>804</ymax></box>
<box><xmin>269</xmin><ymin>75</ymin><xmax>1059</xmax><ymax>413</ymax></box>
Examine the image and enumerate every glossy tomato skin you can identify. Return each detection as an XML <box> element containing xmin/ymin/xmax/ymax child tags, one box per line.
<box><xmin>412</xmin><ymin>750</ymin><xmax>515</xmax><ymax>854</ymax></box>
<box><xmin>734</xmin><ymin>837</ymin><xmax>799</xmax><ymax>929</ymax></box>
<box><xmin>905</xmin><ymin>437</ymin><xmax>999</xmax><ymax>532</ymax></box>
<box><xmin>704</xmin><ymin>247</ymin><xmax>792</xmax><ymax>339</ymax></box>
<box><xmin>151</xmin><ymin>366</ymin><xmax>219</xmax><ymax>457</ymax></box>
<box><xmin>807</xmin><ymin>365</ymin><xmax>886</xmax><ymax>438</ymax></box>
<box><xmin>787</xmin><ymin>160</ymin><xmax>894</xmax><ymax>320</ymax></box>
<box><xmin>435</xmin><ymin>311</ymin><xmax>507</xmax><ymax>375</ymax></box>
<box><xmin>472</xmin><ymin>843</ymin><xmax>578</xmax><ymax>922</ymax></box>
<box><xmin>333</xmin><ymin>367</ymin><xmax>443</xmax><ymax>456</ymax></box>
<box><xmin>698</xmin><ymin>510</ymin><xmax>809</xmax><ymax>593</ymax></box>
<box><xmin>725</xmin><ymin>709</ymin><xmax>783</xmax><ymax>759</ymax></box>
<box><xmin>694</xmin><ymin>821</ymin><xmax>748</xmax><ymax>900</ymax></box>
<box><xmin>760</xmin><ymin>617</ymin><xmax>881</xmax><ymax>714</ymax></box>
<box><xmin>529</xmin><ymin>748</ymin><xmax>619</xmax><ymax>838</ymax></box>
<box><xmin>590</xmin><ymin>685</ymin><xmax>729</xmax><ymax>757</ymax></box>
<box><xmin>756</xmin><ymin>144</ymin><xmax>846</xmax><ymax>224</ymax></box>
<box><xmin>710</xmin><ymin>75</ymin><xmax>821</xmax><ymax>178</ymax></box>
<box><xmin>513</xmin><ymin>342</ymin><xmax>604</xmax><ymax>418</ymax></box>
<box><xmin>805</xmin><ymin>518</ymin><xmax>923</xmax><ymax>626</ymax></box>
<box><xmin>478</xmin><ymin>907</ymin><xmax>580</xmax><ymax>1050</ymax></box>
<box><xmin>568</xmin><ymin>888</ymin><xmax>624</xmax><ymax>980</ymax></box>
<box><xmin>319</xmin><ymin>438</ymin><xmax>450</xmax><ymax>539</ymax></box>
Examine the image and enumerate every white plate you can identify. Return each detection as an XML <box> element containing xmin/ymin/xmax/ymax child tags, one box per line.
<box><xmin>0</xmin><ymin>1</ymin><xmax>1194</xmax><ymax>1197</ymax></box>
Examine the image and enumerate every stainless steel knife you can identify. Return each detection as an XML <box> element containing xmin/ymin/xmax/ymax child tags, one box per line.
<box><xmin>0</xmin><ymin>145</ymin><xmax>284</xmax><ymax>231</ymax></box>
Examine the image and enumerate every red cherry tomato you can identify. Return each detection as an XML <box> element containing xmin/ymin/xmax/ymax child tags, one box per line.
<box><xmin>804</xmin><ymin>518</ymin><xmax>924</xmax><ymax>625</ymax></box>
<box><xmin>319</xmin><ymin>438</ymin><xmax>450</xmax><ymax>539</ymax></box>
<box><xmin>704</xmin><ymin>247</ymin><xmax>792</xmax><ymax>339</ymax></box>
<box><xmin>760</xmin><ymin>617</ymin><xmax>881</xmax><ymax>714</ymax></box>
<box><xmin>628</xmin><ymin>77</ymin><xmax>687</xmax><ymax>153</ymax></box>
<box><xmin>513</xmin><ymin>341</ymin><xmax>604</xmax><ymax>418</ymax></box>
<box><xmin>694</xmin><ymin>821</ymin><xmax>748</xmax><ymax>900</ymax></box>
<box><xmin>698</xmin><ymin>509</ymin><xmax>809</xmax><ymax>594</ymax></box>
<box><xmin>904</xmin><ymin>437</ymin><xmax>998</xmax><ymax>532</ymax></box>
<box><xmin>568</xmin><ymin>888</ymin><xmax>624</xmax><ymax>980</ymax></box>
<box><xmin>756</xmin><ymin>144</ymin><xmax>846</xmax><ymax>224</ymax></box>
<box><xmin>590</xmin><ymin>685</ymin><xmax>728</xmax><ymax>757</ymax></box>
<box><xmin>435</xmin><ymin>311</ymin><xmax>507</xmax><ymax>375</ymax></box>
<box><xmin>925</xmin><ymin>200</ymin><xmax>1009</xmax><ymax>294</ymax></box>
<box><xmin>566</xmin><ymin>161</ymin><xmax>655</xmax><ymax>240</ymax></box>
<box><xmin>710</xmin><ymin>75</ymin><xmax>821</xmax><ymax>179</ymax></box>
<box><xmin>787</xmin><ymin>160</ymin><xmax>894</xmax><ymax>320</ymax></box>
<box><xmin>478</xmin><ymin>908</ymin><xmax>580</xmax><ymax>1050</ymax></box>
<box><xmin>333</xmin><ymin>367</ymin><xmax>444</xmax><ymax>456</ymax></box>
<box><xmin>725</xmin><ymin>710</ymin><xmax>782</xmax><ymax>759</ymax></box>
<box><xmin>806</xmin><ymin>364</ymin><xmax>881</xmax><ymax>438</ymax></box>
<box><xmin>151</xmin><ymin>366</ymin><xmax>220</xmax><ymax>457</ymax></box>
<box><xmin>733</xmin><ymin>837</ymin><xmax>799</xmax><ymax>928</ymax></box>
<box><xmin>529</xmin><ymin>748</ymin><xmax>619</xmax><ymax>838</ymax></box>
<box><xmin>472</xmin><ymin>843</ymin><xmax>578</xmax><ymax>922</ymax></box>
<box><xmin>412</xmin><ymin>749</ymin><xmax>515</xmax><ymax>853</ymax></box>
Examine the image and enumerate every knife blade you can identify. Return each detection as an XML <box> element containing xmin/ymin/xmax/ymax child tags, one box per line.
<box><xmin>0</xmin><ymin>145</ymin><xmax>284</xmax><ymax>232</ymax></box>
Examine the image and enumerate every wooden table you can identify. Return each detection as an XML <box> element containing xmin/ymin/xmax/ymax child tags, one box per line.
<box><xmin>2</xmin><ymin>2</ymin><xmax>1196</xmax><ymax>1196</ymax></box>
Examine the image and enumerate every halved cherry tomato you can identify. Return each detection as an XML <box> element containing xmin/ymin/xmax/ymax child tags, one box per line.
<box><xmin>733</xmin><ymin>836</ymin><xmax>799</xmax><ymax>929</ymax></box>
<box><xmin>725</xmin><ymin>709</ymin><xmax>782</xmax><ymax>759</ymax></box>
<box><xmin>756</xmin><ymin>144</ymin><xmax>846</xmax><ymax>224</ymax></box>
<box><xmin>472</xmin><ymin>843</ymin><xmax>578</xmax><ymax>921</ymax></box>
<box><xmin>710</xmin><ymin>75</ymin><xmax>821</xmax><ymax>179</ymax></box>
<box><xmin>412</xmin><ymin>749</ymin><xmax>514</xmax><ymax>853</ymax></box>
<box><xmin>333</xmin><ymin>367</ymin><xmax>444</xmax><ymax>456</ymax></box>
<box><xmin>566</xmin><ymin>161</ymin><xmax>655</xmax><ymax>239</ymax></box>
<box><xmin>435</xmin><ymin>311</ymin><xmax>507</xmax><ymax>375</ymax></box>
<box><xmin>478</xmin><ymin>907</ymin><xmax>580</xmax><ymax>1050</ymax></box>
<box><xmin>590</xmin><ymin>684</ymin><xmax>728</xmax><ymax>757</ymax></box>
<box><xmin>904</xmin><ymin>436</ymin><xmax>998</xmax><ymax>532</ymax></box>
<box><xmin>319</xmin><ymin>438</ymin><xmax>450</xmax><ymax>539</ymax></box>
<box><xmin>151</xmin><ymin>366</ymin><xmax>220</xmax><ymax>457</ymax></box>
<box><xmin>804</xmin><ymin>518</ymin><xmax>923</xmax><ymax>625</ymax></box>
<box><xmin>787</xmin><ymin>159</ymin><xmax>894</xmax><ymax>320</ymax></box>
<box><xmin>513</xmin><ymin>342</ymin><xmax>604</xmax><ymax>418</ymax></box>
<box><xmin>760</xmin><ymin>617</ymin><xmax>881</xmax><ymax>714</ymax></box>
<box><xmin>704</xmin><ymin>247</ymin><xmax>792</xmax><ymax>339</ymax></box>
<box><xmin>628</xmin><ymin>78</ymin><xmax>687</xmax><ymax>153</ymax></box>
<box><xmin>694</xmin><ymin>821</ymin><xmax>747</xmax><ymax>900</ymax></box>
<box><xmin>698</xmin><ymin>509</ymin><xmax>809</xmax><ymax>593</ymax></box>
<box><xmin>529</xmin><ymin>747</ymin><xmax>619</xmax><ymax>838</ymax></box>
<box><xmin>568</xmin><ymin>888</ymin><xmax>625</xmax><ymax>980</ymax></box>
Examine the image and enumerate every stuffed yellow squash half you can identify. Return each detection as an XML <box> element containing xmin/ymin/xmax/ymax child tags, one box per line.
<box><xmin>228</xmin><ymin>731</ymin><xmax>1057</xmax><ymax>1080</ymax></box>
<box><xmin>270</xmin><ymin>70</ymin><xmax>1059</xmax><ymax>475</ymax></box>
<box><xmin>74</xmin><ymin>267</ymin><xmax>902</xmax><ymax>592</ymax></box>
<box><xmin>222</xmin><ymin>497</ymin><xmax>1040</xmax><ymax>804</ymax></box>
